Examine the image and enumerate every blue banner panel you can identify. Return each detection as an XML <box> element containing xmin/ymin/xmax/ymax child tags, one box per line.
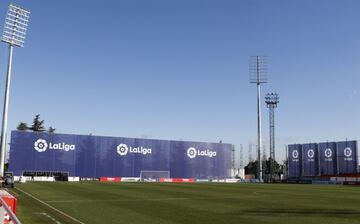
<box><xmin>302</xmin><ymin>143</ymin><xmax>319</xmax><ymax>176</ymax></box>
<box><xmin>337</xmin><ymin>141</ymin><xmax>358</xmax><ymax>174</ymax></box>
<box><xmin>288</xmin><ymin>144</ymin><xmax>302</xmax><ymax>177</ymax></box>
<box><xmin>9</xmin><ymin>131</ymin><xmax>232</xmax><ymax>179</ymax></box>
<box><xmin>318</xmin><ymin>142</ymin><xmax>337</xmax><ymax>176</ymax></box>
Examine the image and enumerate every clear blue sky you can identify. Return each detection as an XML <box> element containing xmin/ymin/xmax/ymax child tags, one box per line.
<box><xmin>0</xmin><ymin>0</ymin><xmax>360</xmax><ymax>164</ymax></box>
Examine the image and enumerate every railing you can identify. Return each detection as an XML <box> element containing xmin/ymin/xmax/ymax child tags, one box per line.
<box><xmin>0</xmin><ymin>197</ymin><xmax>21</xmax><ymax>224</ymax></box>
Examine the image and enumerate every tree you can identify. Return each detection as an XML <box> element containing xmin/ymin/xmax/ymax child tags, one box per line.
<box><xmin>17</xmin><ymin>114</ymin><xmax>56</xmax><ymax>133</ymax></box>
<box><xmin>48</xmin><ymin>126</ymin><xmax>56</xmax><ymax>133</ymax></box>
<box><xmin>30</xmin><ymin>114</ymin><xmax>46</xmax><ymax>132</ymax></box>
<box><xmin>245</xmin><ymin>158</ymin><xmax>281</xmax><ymax>182</ymax></box>
<box><xmin>245</xmin><ymin>161</ymin><xmax>257</xmax><ymax>176</ymax></box>
<box><xmin>16</xmin><ymin>122</ymin><xmax>28</xmax><ymax>131</ymax></box>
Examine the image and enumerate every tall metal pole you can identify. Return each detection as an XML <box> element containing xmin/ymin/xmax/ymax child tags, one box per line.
<box><xmin>231</xmin><ymin>144</ymin><xmax>235</xmax><ymax>177</ymax></box>
<box><xmin>285</xmin><ymin>145</ymin><xmax>288</xmax><ymax>179</ymax></box>
<box><xmin>265</xmin><ymin>92</ymin><xmax>279</xmax><ymax>182</ymax></box>
<box><xmin>0</xmin><ymin>45</ymin><xmax>13</xmax><ymax>176</ymax></box>
<box><xmin>269</xmin><ymin>106</ymin><xmax>274</xmax><ymax>181</ymax></box>
<box><xmin>249</xmin><ymin>55</ymin><xmax>267</xmax><ymax>182</ymax></box>
<box><xmin>256</xmin><ymin>70</ymin><xmax>263</xmax><ymax>181</ymax></box>
<box><xmin>0</xmin><ymin>4</ymin><xmax>31</xmax><ymax>176</ymax></box>
<box><xmin>239</xmin><ymin>144</ymin><xmax>244</xmax><ymax>168</ymax></box>
<box><xmin>269</xmin><ymin>107</ymin><xmax>275</xmax><ymax>159</ymax></box>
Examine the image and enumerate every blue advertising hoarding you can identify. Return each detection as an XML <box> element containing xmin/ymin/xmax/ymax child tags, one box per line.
<box><xmin>302</xmin><ymin>143</ymin><xmax>319</xmax><ymax>176</ymax></box>
<box><xmin>9</xmin><ymin>131</ymin><xmax>232</xmax><ymax>179</ymax></box>
<box><xmin>318</xmin><ymin>142</ymin><xmax>337</xmax><ymax>176</ymax></box>
<box><xmin>288</xmin><ymin>144</ymin><xmax>302</xmax><ymax>177</ymax></box>
<box><xmin>337</xmin><ymin>141</ymin><xmax>358</xmax><ymax>174</ymax></box>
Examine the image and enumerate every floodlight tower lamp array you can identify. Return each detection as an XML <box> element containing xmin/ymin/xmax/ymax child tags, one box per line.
<box><xmin>2</xmin><ymin>4</ymin><xmax>30</xmax><ymax>47</ymax></box>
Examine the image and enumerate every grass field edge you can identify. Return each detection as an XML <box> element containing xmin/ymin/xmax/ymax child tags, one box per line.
<box><xmin>12</xmin><ymin>187</ymin><xmax>85</xmax><ymax>224</ymax></box>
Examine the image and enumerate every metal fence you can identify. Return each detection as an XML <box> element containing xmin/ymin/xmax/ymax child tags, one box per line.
<box><xmin>0</xmin><ymin>197</ymin><xmax>21</xmax><ymax>224</ymax></box>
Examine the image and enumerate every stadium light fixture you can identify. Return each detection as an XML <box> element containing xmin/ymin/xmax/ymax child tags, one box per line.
<box><xmin>0</xmin><ymin>4</ymin><xmax>30</xmax><ymax>177</ymax></box>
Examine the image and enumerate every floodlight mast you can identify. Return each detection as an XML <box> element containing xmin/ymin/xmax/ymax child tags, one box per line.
<box><xmin>265</xmin><ymin>92</ymin><xmax>279</xmax><ymax>182</ymax></box>
<box><xmin>249</xmin><ymin>56</ymin><xmax>267</xmax><ymax>182</ymax></box>
<box><xmin>0</xmin><ymin>4</ymin><xmax>30</xmax><ymax>177</ymax></box>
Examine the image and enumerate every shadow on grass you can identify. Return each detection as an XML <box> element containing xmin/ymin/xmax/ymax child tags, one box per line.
<box><xmin>240</xmin><ymin>208</ymin><xmax>360</xmax><ymax>217</ymax></box>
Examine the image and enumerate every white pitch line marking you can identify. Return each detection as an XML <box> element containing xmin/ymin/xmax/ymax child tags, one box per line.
<box><xmin>34</xmin><ymin>212</ymin><xmax>62</xmax><ymax>224</ymax></box>
<box><xmin>45</xmin><ymin>197</ymin><xmax>190</xmax><ymax>203</ymax></box>
<box><xmin>15</xmin><ymin>187</ymin><xmax>85</xmax><ymax>224</ymax></box>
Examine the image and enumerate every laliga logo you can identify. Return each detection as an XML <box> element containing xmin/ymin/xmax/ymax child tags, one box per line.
<box><xmin>186</xmin><ymin>147</ymin><xmax>216</xmax><ymax>159</ymax></box>
<box><xmin>34</xmin><ymin>139</ymin><xmax>48</xmax><ymax>152</ymax></box>
<box><xmin>117</xmin><ymin>144</ymin><xmax>128</xmax><ymax>156</ymax></box>
<box><xmin>292</xmin><ymin>150</ymin><xmax>299</xmax><ymax>159</ymax></box>
<box><xmin>324</xmin><ymin>148</ymin><xmax>332</xmax><ymax>158</ymax></box>
<box><xmin>307</xmin><ymin>149</ymin><xmax>315</xmax><ymax>159</ymax></box>
<box><xmin>344</xmin><ymin>147</ymin><xmax>352</xmax><ymax>157</ymax></box>
<box><xmin>34</xmin><ymin>139</ymin><xmax>75</xmax><ymax>152</ymax></box>
<box><xmin>187</xmin><ymin>147</ymin><xmax>197</xmax><ymax>159</ymax></box>
<box><xmin>116</xmin><ymin>143</ymin><xmax>151</xmax><ymax>156</ymax></box>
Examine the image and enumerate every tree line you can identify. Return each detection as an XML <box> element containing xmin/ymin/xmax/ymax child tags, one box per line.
<box><xmin>16</xmin><ymin>114</ymin><xmax>56</xmax><ymax>133</ymax></box>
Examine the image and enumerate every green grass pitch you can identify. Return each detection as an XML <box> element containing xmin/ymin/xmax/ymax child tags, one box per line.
<box><xmin>9</xmin><ymin>182</ymin><xmax>360</xmax><ymax>224</ymax></box>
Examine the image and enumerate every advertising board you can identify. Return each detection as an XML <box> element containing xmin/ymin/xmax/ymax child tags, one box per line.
<box><xmin>9</xmin><ymin>131</ymin><xmax>232</xmax><ymax>179</ymax></box>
